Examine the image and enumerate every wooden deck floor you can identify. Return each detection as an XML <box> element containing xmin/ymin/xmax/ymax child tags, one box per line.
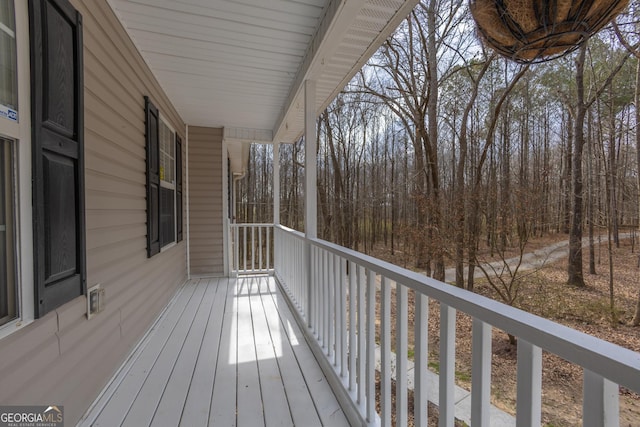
<box><xmin>80</xmin><ymin>277</ymin><xmax>349</xmax><ymax>427</ymax></box>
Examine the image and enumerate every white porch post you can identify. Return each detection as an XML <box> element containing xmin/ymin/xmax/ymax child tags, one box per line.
<box><xmin>186</xmin><ymin>124</ymin><xmax>191</xmax><ymax>278</ymax></box>
<box><xmin>304</xmin><ymin>79</ymin><xmax>317</xmax><ymax>238</ymax></box>
<box><xmin>273</xmin><ymin>141</ymin><xmax>280</xmax><ymax>225</ymax></box>
<box><xmin>304</xmin><ymin>79</ymin><xmax>317</xmax><ymax>328</ymax></box>
<box><xmin>221</xmin><ymin>136</ymin><xmax>229</xmax><ymax>277</ymax></box>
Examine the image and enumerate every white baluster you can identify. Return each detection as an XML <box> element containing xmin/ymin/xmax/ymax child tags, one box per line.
<box><xmin>516</xmin><ymin>339</ymin><xmax>542</xmax><ymax>427</ymax></box>
<box><xmin>340</xmin><ymin>257</ymin><xmax>347</xmax><ymax>378</ymax></box>
<box><xmin>333</xmin><ymin>254</ymin><xmax>340</xmax><ymax>368</ymax></box>
<box><xmin>366</xmin><ymin>269</ymin><xmax>376</xmax><ymax>422</ymax></box>
<box><xmin>327</xmin><ymin>252</ymin><xmax>334</xmax><ymax>360</ymax></box>
<box><xmin>357</xmin><ymin>265</ymin><xmax>366</xmax><ymax>405</ymax></box>
<box><xmin>381</xmin><ymin>277</ymin><xmax>392</xmax><ymax>427</ymax></box>
<box><xmin>439</xmin><ymin>303</ymin><xmax>456</xmax><ymax>427</ymax></box>
<box><xmin>348</xmin><ymin>261</ymin><xmax>357</xmax><ymax>393</ymax></box>
<box><xmin>396</xmin><ymin>284</ymin><xmax>408</xmax><ymax>427</ymax></box>
<box><xmin>415</xmin><ymin>292</ymin><xmax>428</xmax><ymax>426</ymax></box>
<box><xmin>583</xmin><ymin>370</ymin><xmax>619</xmax><ymax>427</ymax></box>
<box><xmin>471</xmin><ymin>318</ymin><xmax>492</xmax><ymax>427</ymax></box>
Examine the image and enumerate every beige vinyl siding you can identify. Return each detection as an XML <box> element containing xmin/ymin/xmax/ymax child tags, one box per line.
<box><xmin>188</xmin><ymin>126</ymin><xmax>225</xmax><ymax>276</ymax></box>
<box><xmin>0</xmin><ymin>0</ymin><xmax>187</xmax><ymax>424</ymax></box>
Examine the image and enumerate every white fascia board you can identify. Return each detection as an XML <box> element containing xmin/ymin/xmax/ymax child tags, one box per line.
<box><xmin>272</xmin><ymin>0</ymin><xmax>359</xmax><ymax>143</ymax></box>
<box><xmin>223</xmin><ymin>126</ymin><xmax>273</xmax><ymax>144</ymax></box>
<box><xmin>272</xmin><ymin>0</ymin><xmax>420</xmax><ymax>144</ymax></box>
<box><xmin>316</xmin><ymin>0</ymin><xmax>420</xmax><ymax>116</ymax></box>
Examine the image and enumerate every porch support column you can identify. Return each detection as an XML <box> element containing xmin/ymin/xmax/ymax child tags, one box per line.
<box><xmin>273</xmin><ymin>141</ymin><xmax>280</xmax><ymax>225</ymax></box>
<box><xmin>304</xmin><ymin>79</ymin><xmax>317</xmax><ymax>239</ymax></box>
<box><xmin>304</xmin><ymin>79</ymin><xmax>317</xmax><ymax>328</ymax></box>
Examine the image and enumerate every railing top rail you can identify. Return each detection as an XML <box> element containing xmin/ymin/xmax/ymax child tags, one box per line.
<box><xmin>275</xmin><ymin>224</ymin><xmax>304</xmax><ymax>239</ymax></box>
<box><xmin>230</xmin><ymin>222</ymin><xmax>275</xmax><ymax>227</ymax></box>
<box><xmin>275</xmin><ymin>224</ymin><xmax>640</xmax><ymax>393</ymax></box>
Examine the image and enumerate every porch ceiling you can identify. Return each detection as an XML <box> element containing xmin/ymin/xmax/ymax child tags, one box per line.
<box><xmin>106</xmin><ymin>0</ymin><xmax>418</xmax><ymax>146</ymax></box>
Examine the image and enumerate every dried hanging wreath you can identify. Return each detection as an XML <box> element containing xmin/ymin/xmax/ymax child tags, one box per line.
<box><xmin>470</xmin><ymin>0</ymin><xmax>629</xmax><ymax>62</ymax></box>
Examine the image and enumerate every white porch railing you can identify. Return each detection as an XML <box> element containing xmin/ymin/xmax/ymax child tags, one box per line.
<box><xmin>272</xmin><ymin>224</ymin><xmax>640</xmax><ymax>427</ymax></box>
<box><xmin>229</xmin><ymin>223</ymin><xmax>274</xmax><ymax>275</ymax></box>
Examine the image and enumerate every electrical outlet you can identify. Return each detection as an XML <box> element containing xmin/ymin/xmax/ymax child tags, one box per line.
<box><xmin>87</xmin><ymin>284</ymin><xmax>105</xmax><ymax>319</ymax></box>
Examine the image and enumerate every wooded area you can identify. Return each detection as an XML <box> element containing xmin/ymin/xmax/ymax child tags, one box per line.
<box><xmin>235</xmin><ymin>1</ymin><xmax>640</xmax><ymax>321</ymax></box>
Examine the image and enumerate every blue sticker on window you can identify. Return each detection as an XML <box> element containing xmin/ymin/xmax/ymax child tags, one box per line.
<box><xmin>0</xmin><ymin>105</ymin><xmax>18</xmax><ymax>122</ymax></box>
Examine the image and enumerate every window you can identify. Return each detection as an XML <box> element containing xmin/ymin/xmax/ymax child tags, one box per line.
<box><xmin>0</xmin><ymin>0</ymin><xmax>17</xmax><ymax>122</ymax></box>
<box><xmin>0</xmin><ymin>0</ymin><xmax>16</xmax><ymax>327</ymax></box>
<box><xmin>159</xmin><ymin>120</ymin><xmax>175</xmax><ymax>246</ymax></box>
<box><xmin>0</xmin><ymin>0</ymin><xmax>31</xmax><ymax>334</ymax></box>
<box><xmin>145</xmin><ymin>97</ymin><xmax>182</xmax><ymax>258</ymax></box>
<box><xmin>0</xmin><ymin>138</ymin><xmax>15</xmax><ymax>327</ymax></box>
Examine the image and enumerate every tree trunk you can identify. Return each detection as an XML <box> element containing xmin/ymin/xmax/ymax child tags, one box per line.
<box><xmin>454</xmin><ymin>57</ymin><xmax>493</xmax><ymax>288</ymax></box>
<box><xmin>567</xmin><ymin>44</ymin><xmax>587</xmax><ymax>287</ymax></box>
<box><xmin>467</xmin><ymin>64</ymin><xmax>529</xmax><ymax>290</ymax></box>
<box><xmin>426</xmin><ymin>0</ymin><xmax>445</xmax><ymax>281</ymax></box>
<box><xmin>632</xmin><ymin>288</ymin><xmax>640</xmax><ymax>326</ymax></box>
<box><xmin>500</xmin><ymin>107</ymin><xmax>511</xmax><ymax>252</ymax></box>
<box><xmin>391</xmin><ymin>129</ymin><xmax>396</xmax><ymax>255</ymax></box>
<box><xmin>587</xmin><ymin>109</ymin><xmax>596</xmax><ymax>275</ymax></box>
<box><xmin>563</xmin><ymin>111</ymin><xmax>573</xmax><ymax>234</ymax></box>
<box><xmin>633</xmin><ymin>59</ymin><xmax>640</xmax><ymax>325</ymax></box>
<box><xmin>608</xmin><ymin>85</ymin><xmax>619</xmax><ymax>247</ymax></box>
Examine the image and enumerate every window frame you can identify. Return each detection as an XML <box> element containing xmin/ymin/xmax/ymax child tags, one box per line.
<box><xmin>0</xmin><ymin>137</ymin><xmax>17</xmax><ymax>327</ymax></box>
<box><xmin>0</xmin><ymin>0</ymin><xmax>34</xmax><ymax>339</ymax></box>
<box><xmin>159</xmin><ymin>114</ymin><xmax>177</xmax><ymax>251</ymax></box>
<box><xmin>0</xmin><ymin>0</ymin><xmax>18</xmax><ymax>116</ymax></box>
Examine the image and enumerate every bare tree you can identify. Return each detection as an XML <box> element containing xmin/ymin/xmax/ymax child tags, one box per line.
<box><xmin>452</xmin><ymin>55</ymin><xmax>494</xmax><ymax>289</ymax></box>
<box><xmin>614</xmin><ymin>17</ymin><xmax>640</xmax><ymax>324</ymax></box>
<box><xmin>567</xmin><ymin>40</ymin><xmax>632</xmax><ymax>287</ymax></box>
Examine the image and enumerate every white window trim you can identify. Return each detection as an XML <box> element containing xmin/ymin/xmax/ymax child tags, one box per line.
<box><xmin>0</xmin><ymin>0</ymin><xmax>34</xmax><ymax>340</ymax></box>
<box><xmin>159</xmin><ymin>114</ymin><xmax>178</xmax><ymax>250</ymax></box>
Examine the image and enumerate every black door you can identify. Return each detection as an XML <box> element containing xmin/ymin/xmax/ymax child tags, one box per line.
<box><xmin>30</xmin><ymin>0</ymin><xmax>85</xmax><ymax>317</ymax></box>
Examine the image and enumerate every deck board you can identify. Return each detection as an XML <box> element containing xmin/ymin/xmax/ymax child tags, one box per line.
<box><xmin>258</xmin><ymin>277</ymin><xmax>325</xmax><ymax>427</ymax></box>
<box><xmin>208</xmin><ymin>279</ymin><xmax>237</xmax><ymax>427</ymax></box>
<box><xmin>150</xmin><ymin>278</ymin><xmax>220</xmax><ymax>426</ymax></box>
<box><xmin>250</xmin><ymin>277</ymin><xmax>293</xmax><ymax>427</ymax></box>
<box><xmin>92</xmin><ymin>281</ymin><xmax>199</xmax><ymax>427</ymax></box>
<box><xmin>121</xmin><ymin>281</ymin><xmax>208</xmax><ymax>427</ymax></box>
<box><xmin>81</xmin><ymin>277</ymin><xmax>347</xmax><ymax>427</ymax></box>
<box><xmin>268</xmin><ymin>280</ymin><xmax>350</xmax><ymax>427</ymax></box>
<box><xmin>236</xmin><ymin>278</ymin><xmax>266</xmax><ymax>427</ymax></box>
<box><xmin>180</xmin><ymin>278</ymin><xmax>227</xmax><ymax>427</ymax></box>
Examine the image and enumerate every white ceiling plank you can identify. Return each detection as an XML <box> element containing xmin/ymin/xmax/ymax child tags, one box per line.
<box><xmin>120</xmin><ymin>0</ymin><xmax>320</xmax><ymax>34</ymax></box>
<box><xmin>133</xmin><ymin>37</ymin><xmax>302</xmax><ymax>73</ymax></box>
<box><xmin>130</xmin><ymin>27</ymin><xmax>308</xmax><ymax>59</ymax></box>
<box><xmin>115</xmin><ymin>5</ymin><xmax>312</xmax><ymax>49</ymax></box>
<box><xmin>158</xmin><ymin>76</ymin><xmax>289</xmax><ymax>98</ymax></box>
<box><xmin>142</xmin><ymin>53</ymin><xmax>295</xmax><ymax>83</ymax></box>
<box><xmin>106</xmin><ymin>0</ymin><xmax>417</xmax><ymax>144</ymax></box>
<box><xmin>180</xmin><ymin>0</ymin><xmax>325</xmax><ymax>20</ymax></box>
<box><xmin>224</xmin><ymin>127</ymin><xmax>273</xmax><ymax>143</ymax></box>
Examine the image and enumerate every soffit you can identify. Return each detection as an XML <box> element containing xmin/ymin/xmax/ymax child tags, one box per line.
<box><xmin>107</xmin><ymin>0</ymin><xmax>418</xmax><ymax>151</ymax></box>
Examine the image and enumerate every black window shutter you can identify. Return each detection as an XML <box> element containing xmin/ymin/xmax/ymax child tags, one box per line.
<box><xmin>159</xmin><ymin>187</ymin><xmax>175</xmax><ymax>246</ymax></box>
<box><xmin>145</xmin><ymin>97</ymin><xmax>160</xmax><ymax>257</ymax></box>
<box><xmin>29</xmin><ymin>0</ymin><xmax>86</xmax><ymax>317</ymax></box>
<box><xmin>176</xmin><ymin>135</ymin><xmax>183</xmax><ymax>242</ymax></box>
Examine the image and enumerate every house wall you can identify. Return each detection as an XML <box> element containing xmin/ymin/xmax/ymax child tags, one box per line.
<box><xmin>188</xmin><ymin>126</ymin><xmax>225</xmax><ymax>276</ymax></box>
<box><xmin>0</xmin><ymin>0</ymin><xmax>189</xmax><ymax>424</ymax></box>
